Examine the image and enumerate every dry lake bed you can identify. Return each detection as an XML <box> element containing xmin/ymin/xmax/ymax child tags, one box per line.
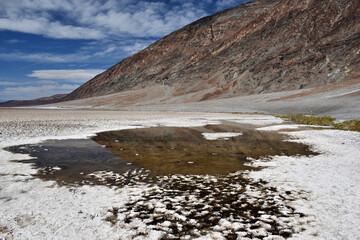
<box><xmin>0</xmin><ymin>108</ymin><xmax>359</xmax><ymax>239</ymax></box>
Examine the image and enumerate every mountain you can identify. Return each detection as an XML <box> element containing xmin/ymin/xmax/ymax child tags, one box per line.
<box><xmin>0</xmin><ymin>94</ymin><xmax>67</xmax><ymax>107</ymax></box>
<box><xmin>63</xmin><ymin>0</ymin><xmax>360</xmax><ymax>105</ymax></box>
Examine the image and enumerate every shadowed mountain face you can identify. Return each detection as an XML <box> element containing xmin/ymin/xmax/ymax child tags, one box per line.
<box><xmin>64</xmin><ymin>0</ymin><xmax>360</xmax><ymax>103</ymax></box>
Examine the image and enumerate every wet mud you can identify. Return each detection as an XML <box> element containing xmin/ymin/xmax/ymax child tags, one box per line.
<box><xmin>92</xmin><ymin>124</ymin><xmax>315</xmax><ymax>176</ymax></box>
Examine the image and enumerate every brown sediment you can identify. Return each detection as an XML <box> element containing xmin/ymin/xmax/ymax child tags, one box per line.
<box><xmin>93</xmin><ymin>124</ymin><xmax>316</xmax><ymax>176</ymax></box>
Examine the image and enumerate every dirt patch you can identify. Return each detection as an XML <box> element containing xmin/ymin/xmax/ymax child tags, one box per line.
<box><xmin>0</xmin><ymin>226</ymin><xmax>9</xmax><ymax>234</ymax></box>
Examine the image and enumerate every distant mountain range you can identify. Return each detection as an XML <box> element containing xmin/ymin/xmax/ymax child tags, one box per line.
<box><xmin>0</xmin><ymin>94</ymin><xmax>66</xmax><ymax>107</ymax></box>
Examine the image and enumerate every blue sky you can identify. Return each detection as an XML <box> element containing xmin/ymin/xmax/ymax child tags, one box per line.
<box><xmin>0</xmin><ymin>0</ymin><xmax>251</xmax><ymax>101</ymax></box>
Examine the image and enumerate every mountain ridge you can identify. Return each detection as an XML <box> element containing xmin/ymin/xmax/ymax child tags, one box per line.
<box><xmin>0</xmin><ymin>94</ymin><xmax>67</xmax><ymax>108</ymax></box>
<box><xmin>63</xmin><ymin>0</ymin><xmax>360</xmax><ymax>104</ymax></box>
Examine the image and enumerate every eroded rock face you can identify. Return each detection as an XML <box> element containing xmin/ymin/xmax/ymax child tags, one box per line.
<box><xmin>64</xmin><ymin>0</ymin><xmax>360</xmax><ymax>103</ymax></box>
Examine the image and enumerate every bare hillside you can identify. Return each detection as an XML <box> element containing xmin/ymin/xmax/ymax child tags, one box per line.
<box><xmin>63</xmin><ymin>0</ymin><xmax>360</xmax><ymax>105</ymax></box>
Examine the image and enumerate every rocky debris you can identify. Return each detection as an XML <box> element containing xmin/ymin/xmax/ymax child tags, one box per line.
<box><xmin>64</xmin><ymin>0</ymin><xmax>360</xmax><ymax>105</ymax></box>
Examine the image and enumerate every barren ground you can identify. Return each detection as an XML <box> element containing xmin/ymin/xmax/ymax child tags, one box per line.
<box><xmin>52</xmin><ymin>81</ymin><xmax>360</xmax><ymax>121</ymax></box>
<box><xmin>0</xmin><ymin>109</ymin><xmax>359</xmax><ymax>239</ymax></box>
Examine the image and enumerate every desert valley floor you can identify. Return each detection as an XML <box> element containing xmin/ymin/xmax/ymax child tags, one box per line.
<box><xmin>0</xmin><ymin>108</ymin><xmax>359</xmax><ymax>239</ymax></box>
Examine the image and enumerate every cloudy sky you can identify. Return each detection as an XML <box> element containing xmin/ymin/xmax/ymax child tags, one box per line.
<box><xmin>0</xmin><ymin>0</ymin><xmax>251</xmax><ymax>101</ymax></box>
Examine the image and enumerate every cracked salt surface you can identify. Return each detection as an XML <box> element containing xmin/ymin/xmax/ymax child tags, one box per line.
<box><xmin>0</xmin><ymin>109</ymin><xmax>359</xmax><ymax>240</ymax></box>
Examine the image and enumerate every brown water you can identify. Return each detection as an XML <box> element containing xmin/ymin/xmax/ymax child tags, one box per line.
<box><xmin>92</xmin><ymin>124</ymin><xmax>315</xmax><ymax>175</ymax></box>
<box><xmin>7</xmin><ymin>124</ymin><xmax>315</xmax><ymax>185</ymax></box>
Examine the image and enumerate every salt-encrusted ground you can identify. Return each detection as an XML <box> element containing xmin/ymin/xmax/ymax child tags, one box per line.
<box><xmin>250</xmin><ymin>128</ymin><xmax>360</xmax><ymax>239</ymax></box>
<box><xmin>0</xmin><ymin>109</ymin><xmax>359</xmax><ymax>239</ymax></box>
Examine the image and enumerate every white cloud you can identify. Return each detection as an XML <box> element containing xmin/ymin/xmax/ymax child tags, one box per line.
<box><xmin>28</xmin><ymin>69</ymin><xmax>105</xmax><ymax>83</ymax></box>
<box><xmin>0</xmin><ymin>0</ymin><xmax>244</xmax><ymax>65</ymax></box>
<box><xmin>0</xmin><ymin>81</ymin><xmax>20</xmax><ymax>86</ymax></box>
<box><xmin>0</xmin><ymin>18</ymin><xmax>104</xmax><ymax>39</ymax></box>
<box><xmin>0</xmin><ymin>52</ymin><xmax>89</xmax><ymax>63</ymax></box>
<box><xmin>6</xmin><ymin>39</ymin><xmax>25</xmax><ymax>44</ymax></box>
<box><xmin>123</xmin><ymin>41</ymin><xmax>152</xmax><ymax>55</ymax></box>
<box><xmin>0</xmin><ymin>84</ymin><xmax>79</xmax><ymax>100</ymax></box>
<box><xmin>93</xmin><ymin>44</ymin><xmax>118</xmax><ymax>57</ymax></box>
<box><xmin>36</xmin><ymin>80</ymin><xmax>57</xmax><ymax>85</ymax></box>
<box><xmin>0</xmin><ymin>0</ymin><xmax>211</xmax><ymax>40</ymax></box>
<box><xmin>0</xmin><ymin>39</ymin><xmax>157</xmax><ymax>63</ymax></box>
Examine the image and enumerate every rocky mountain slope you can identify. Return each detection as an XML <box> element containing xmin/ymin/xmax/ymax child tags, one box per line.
<box><xmin>64</xmin><ymin>0</ymin><xmax>360</xmax><ymax>104</ymax></box>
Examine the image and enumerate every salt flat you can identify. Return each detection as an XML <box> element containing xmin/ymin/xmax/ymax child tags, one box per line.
<box><xmin>0</xmin><ymin>108</ymin><xmax>359</xmax><ymax>239</ymax></box>
<box><xmin>54</xmin><ymin>81</ymin><xmax>360</xmax><ymax>121</ymax></box>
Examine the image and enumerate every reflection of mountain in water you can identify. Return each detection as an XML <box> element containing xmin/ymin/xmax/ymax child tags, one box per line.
<box><xmin>93</xmin><ymin>124</ymin><xmax>316</xmax><ymax>175</ymax></box>
<box><xmin>7</xmin><ymin>124</ymin><xmax>316</xmax><ymax>185</ymax></box>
